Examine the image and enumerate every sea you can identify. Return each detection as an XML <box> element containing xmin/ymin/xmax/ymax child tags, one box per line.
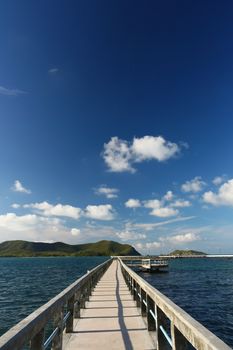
<box><xmin>0</xmin><ymin>257</ymin><xmax>233</xmax><ymax>347</ymax></box>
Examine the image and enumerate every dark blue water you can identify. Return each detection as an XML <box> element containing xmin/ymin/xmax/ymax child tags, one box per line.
<box><xmin>140</xmin><ymin>258</ymin><xmax>233</xmax><ymax>347</ymax></box>
<box><xmin>0</xmin><ymin>257</ymin><xmax>233</xmax><ymax>347</ymax></box>
<box><xmin>0</xmin><ymin>257</ymin><xmax>108</xmax><ymax>337</ymax></box>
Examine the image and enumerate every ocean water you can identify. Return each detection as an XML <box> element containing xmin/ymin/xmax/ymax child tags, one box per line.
<box><xmin>140</xmin><ymin>258</ymin><xmax>233</xmax><ymax>347</ymax></box>
<box><xmin>0</xmin><ymin>257</ymin><xmax>108</xmax><ymax>337</ymax></box>
<box><xmin>0</xmin><ymin>257</ymin><xmax>233</xmax><ymax>347</ymax></box>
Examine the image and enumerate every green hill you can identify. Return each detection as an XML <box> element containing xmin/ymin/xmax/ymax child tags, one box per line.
<box><xmin>0</xmin><ymin>240</ymin><xmax>140</xmax><ymax>257</ymax></box>
<box><xmin>169</xmin><ymin>249</ymin><xmax>206</xmax><ymax>256</ymax></box>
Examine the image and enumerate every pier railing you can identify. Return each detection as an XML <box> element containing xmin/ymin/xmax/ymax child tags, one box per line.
<box><xmin>0</xmin><ymin>258</ymin><xmax>112</xmax><ymax>350</ymax></box>
<box><xmin>119</xmin><ymin>258</ymin><xmax>231</xmax><ymax>350</ymax></box>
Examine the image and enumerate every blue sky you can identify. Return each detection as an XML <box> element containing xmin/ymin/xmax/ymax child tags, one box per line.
<box><xmin>1</xmin><ymin>0</ymin><xmax>233</xmax><ymax>253</ymax></box>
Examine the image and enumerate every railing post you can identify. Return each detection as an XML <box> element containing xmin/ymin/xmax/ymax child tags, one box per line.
<box><xmin>66</xmin><ymin>295</ymin><xmax>75</xmax><ymax>333</ymax></box>
<box><xmin>156</xmin><ymin>306</ymin><xmax>170</xmax><ymax>350</ymax></box>
<box><xmin>136</xmin><ymin>283</ymin><xmax>141</xmax><ymax>308</ymax></box>
<box><xmin>171</xmin><ymin>322</ymin><xmax>188</xmax><ymax>350</ymax></box>
<box><xmin>30</xmin><ymin>328</ymin><xmax>45</xmax><ymax>350</ymax></box>
<box><xmin>146</xmin><ymin>294</ymin><xmax>156</xmax><ymax>331</ymax></box>
<box><xmin>140</xmin><ymin>289</ymin><xmax>147</xmax><ymax>317</ymax></box>
<box><xmin>80</xmin><ymin>285</ymin><xmax>88</xmax><ymax>308</ymax></box>
<box><xmin>74</xmin><ymin>291</ymin><xmax>81</xmax><ymax>318</ymax></box>
<box><xmin>51</xmin><ymin>308</ymin><xmax>64</xmax><ymax>350</ymax></box>
<box><xmin>130</xmin><ymin>277</ymin><xmax>133</xmax><ymax>295</ymax></box>
<box><xmin>133</xmin><ymin>280</ymin><xmax>137</xmax><ymax>301</ymax></box>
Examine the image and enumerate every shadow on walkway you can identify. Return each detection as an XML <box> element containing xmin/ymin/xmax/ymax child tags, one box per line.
<box><xmin>116</xmin><ymin>262</ymin><xmax>134</xmax><ymax>350</ymax></box>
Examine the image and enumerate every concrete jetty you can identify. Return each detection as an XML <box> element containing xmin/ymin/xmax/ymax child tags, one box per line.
<box><xmin>64</xmin><ymin>260</ymin><xmax>155</xmax><ymax>349</ymax></box>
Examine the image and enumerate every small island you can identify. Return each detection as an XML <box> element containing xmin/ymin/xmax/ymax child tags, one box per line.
<box><xmin>0</xmin><ymin>240</ymin><xmax>140</xmax><ymax>257</ymax></box>
<box><xmin>168</xmin><ymin>249</ymin><xmax>207</xmax><ymax>257</ymax></box>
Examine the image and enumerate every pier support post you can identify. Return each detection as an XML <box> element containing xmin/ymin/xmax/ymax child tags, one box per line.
<box><xmin>133</xmin><ymin>280</ymin><xmax>137</xmax><ymax>301</ymax></box>
<box><xmin>129</xmin><ymin>276</ymin><xmax>132</xmax><ymax>295</ymax></box>
<box><xmin>51</xmin><ymin>309</ymin><xmax>64</xmax><ymax>350</ymax></box>
<box><xmin>136</xmin><ymin>283</ymin><xmax>141</xmax><ymax>308</ymax></box>
<box><xmin>156</xmin><ymin>306</ymin><xmax>170</xmax><ymax>350</ymax></box>
<box><xmin>74</xmin><ymin>291</ymin><xmax>81</xmax><ymax>318</ymax></box>
<box><xmin>171</xmin><ymin>323</ymin><xmax>188</xmax><ymax>350</ymax></box>
<box><xmin>66</xmin><ymin>295</ymin><xmax>75</xmax><ymax>333</ymax></box>
<box><xmin>30</xmin><ymin>328</ymin><xmax>45</xmax><ymax>350</ymax></box>
<box><xmin>146</xmin><ymin>295</ymin><xmax>156</xmax><ymax>331</ymax></box>
<box><xmin>141</xmin><ymin>289</ymin><xmax>147</xmax><ymax>317</ymax></box>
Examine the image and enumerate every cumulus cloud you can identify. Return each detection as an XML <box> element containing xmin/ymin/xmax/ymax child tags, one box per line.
<box><xmin>12</xmin><ymin>180</ymin><xmax>31</xmax><ymax>194</ymax></box>
<box><xmin>125</xmin><ymin>199</ymin><xmax>141</xmax><ymax>208</ymax></box>
<box><xmin>11</xmin><ymin>203</ymin><xmax>20</xmax><ymax>209</ymax></box>
<box><xmin>181</xmin><ymin>177</ymin><xmax>206</xmax><ymax>193</ymax></box>
<box><xmin>143</xmin><ymin>198</ymin><xmax>179</xmax><ymax>217</ymax></box>
<box><xmin>116</xmin><ymin>230</ymin><xmax>146</xmax><ymax>241</ymax></box>
<box><xmin>0</xmin><ymin>213</ymin><xmax>39</xmax><ymax>231</ymax></box>
<box><xmin>103</xmin><ymin>136</ymin><xmax>183</xmax><ymax>172</ymax></box>
<box><xmin>132</xmin><ymin>136</ymin><xmax>179</xmax><ymax>162</ymax></box>
<box><xmin>203</xmin><ymin>179</ymin><xmax>233</xmax><ymax>206</ymax></box>
<box><xmin>24</xmin><ymin>201</ymin><xmax>82</xmax><ymax>219</ymax></box>
<box><xmin>95</xmin><ymin>185</ymin><xmax>119</xmax><ymax>199</ymax></box>
<box><xmin>0</xmin><ymin>213</ymin><xmax>81</xmax><ymax>243</ymax></box>
<box><xmin>161</xmin><ymin>232</ymin><xmax>200</xmax><ymax>244</ymax></box>
<box><xmin>150</xmin><ymin>207</ymin><xmax>179</xmax><ymax>218</ymax></box>
<box><xmin>0</xmin><ymin>86</ymin><xmax>26</xmax><ymax>96</ymax></box>
<box><xmin>103</xmin><ymin>137</ymin><xmax>134</xmax><ymax>173</ymax></box>
<box><xmin>71</xmin><ymin>228</ymin><xmax>81</xmax><ymax>236</ymax></box>
<box><xmin>212</xmin><ymin>176</ymin><xmax>225</xmax><ymax>186</ymax></box>
<box><xmin>171</xmin><ymin>200</ymin><xmax>191</xmax><ymax>208</ymax></box>
<box><xmin>143</xmin><ymin>199</ymin><xmax>161</xmax><ymax>209</ymax></box>
<box><xmin>135</xmin><ymin>241</ymin><xmax>161</xmax><ymax>252</ymax></box>
<box><xmin>84</xmin><ymin>204</ymin><xmax>115</xmax><ymax>220</ymax></box>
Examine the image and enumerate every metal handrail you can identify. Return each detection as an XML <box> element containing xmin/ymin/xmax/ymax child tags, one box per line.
<box><xmin>0</xmin><ymin>258</ymin><xmax>113</xmax><ymax>350</ymax></box>
<box><xmin>119</xmin><ymin>258</ymin><xmax>231</xmax><ymax>350</ymax></box>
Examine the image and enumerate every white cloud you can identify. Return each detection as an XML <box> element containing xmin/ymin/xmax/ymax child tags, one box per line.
<box><xmin>12</xmin><ymin>180</ymin><xmax>31</xmax><ymax>194</ymax></box>
<box><xmin>48</xmin><ymin>68</ymin><xmax>59</xmax><ymax>74</ymax></box>
<box><xmin>144</xmin><ymin>199</ymin><xmax>161</xmax><ymax>209</ymax></box>
<box><xmin>125</xmin><ymin>199</ymin><xmax>141</xmax><ymax>208</ymax></box>
<box><xmin>0</xmin><ymin>213</ymin><xmax>80</xmax><ymax>243</ymax></box>
<box><xmin>11</xmin><ymin>203</ymin><xmax>20</xmax><ymax>209</ymax></box>
<box><xmin>131</xmin><ymin>216</ymin><xmax>195</xmax><ymax>231</ymax></box>
<box><xmin>161</xmin><ymin>232</ymin><xmax>200</xmax><ymax>244</ymax></box>
<box><xmin>212</xmin><ymin>176</ymin><xmax>225</xmax><ymax>186</ymax></box>
<box><xmin>203</xmin><ymin>179</ymin><xmax>233</xmax><ymax>206</ymax></box>
<box><xmin>135</xmin><ymin>241</ymin><xmax>161</xmax><ymax>252</ymax></box>
<box><xmin>171</xmin><ymin>200</ymin><xmax>191</xmax><ymax>208</ymax></box>
<box><xmin>103</xmin><ymin>137</ymin><xmax>134</xmax><ymax>173</ymax></box>
<box><xmin>116</xmin><ymin>230</ymin><xmax>146</xmax><ymax>241</ymax></box>
<box><xmin>71</xmin><ymin>228</ymin><xmax>81</xmax><ymax>236</ymax></box>
<box><xmin>181</xmin><ymin>177</ymin><xmax>206</xmax><ymax>193</ymax></box>
<box><xmin>85</xmin><ymin>204</ymin><xmax>115</xmax><ymax>220</ymax></box>
<box><xmin>163</xmin><ymin>191</ymin><xmax>173</xmax><ymax>201</ymax></box>
<box><xmin>150</xmin><ymin>207</ymin><xmax>179</xmax><ymax>218</ymax></box>
<box><xmin>0</xmin><ymin>86</ymin><xmax>26</xmax><ymax>96</ymax></box>
<box><xmin>143</xmin><ymin>198</ymin><xmax>178</xmax><ymax>217</ymax></box>
<box><xmin>0</xmin><ymin>213</ymin><xmax>39</xmax><ymax>231</ymax></box>
<box><xmin>132</xmin><ymin>136</ymin><xmax>180</xmax><ymax>162</ymax></box>
<box><xmin>24</xmin><ymin>201</ymin><xmax>82</xmax><ymax>219</ymax></box>
<box><xmin>103</xmin><ymin>136</ymin><xmax>183</xmax><ymax>172</ymax></box>
<box><xmin>145</xmin><ymin>241</ymin><xmax>161</xmax><ymax>248</ymax></box>
<box><xmin>95</xmin><ymin>185</ymin><xmax>118</xmax><ymax>199</ymax></box>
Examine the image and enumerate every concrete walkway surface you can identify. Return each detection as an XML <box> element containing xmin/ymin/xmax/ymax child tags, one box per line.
<box><xmin>64</xmin><ymin>260</ymin><xmax>156</xmax><ymax>350</ymax></box>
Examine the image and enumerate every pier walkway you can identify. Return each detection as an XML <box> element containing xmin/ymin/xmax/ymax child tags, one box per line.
<box><xmin>64</xmin><ymin>260</ymin><xmax>155</xmax><ymax>349</ymax></box>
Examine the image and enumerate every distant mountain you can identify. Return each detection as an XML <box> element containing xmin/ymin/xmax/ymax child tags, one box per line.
<box><xmin>169</xmin><ymin>249</ymin><xmax>206</xmax><ymax>256</ymax></box>
<box><xmin>0</xmin><ymin>240</ymin><xmax>140</xmax><ymax>257</ymax></box>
